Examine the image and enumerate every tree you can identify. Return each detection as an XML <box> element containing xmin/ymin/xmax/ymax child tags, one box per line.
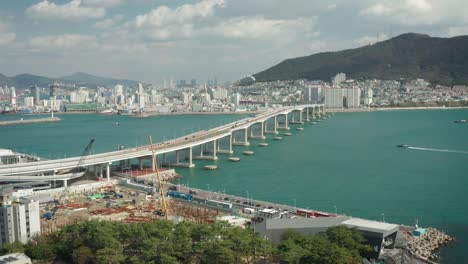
<box><xmin>72</xmin><ymin>246</ymin><xmax>95</xmax><ymax>264</ymax></box>
<box><xmin>1</xmin><ymin>242</ymin><xmax>25</xmax><ymax>254</ymax></box>
<box><xmin>96</xmin><ymin>247</ymin><xmax>125</xmax><ymax>264</ymax></box>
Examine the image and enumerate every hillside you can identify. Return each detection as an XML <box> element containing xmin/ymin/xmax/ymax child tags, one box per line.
<box><xmin>253</xmin><ymin>33</ymin><xmax>468</xmax><ymax>85</ymax></box>
<box><xmin>0</xmin><ymin>72</ymin><xmax>139</xmax><ymax>89</ymax></box>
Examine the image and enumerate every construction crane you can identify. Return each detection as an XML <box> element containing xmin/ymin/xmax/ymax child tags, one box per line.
<box><xmin>148</xmin><ymin>135</ymin><xmax>169</xmax><ymax>218</ymax></box>
<box><xmin>58</xmin><ymin>139</ymin><xmax>95</xmax><ymax>203</ymax></box>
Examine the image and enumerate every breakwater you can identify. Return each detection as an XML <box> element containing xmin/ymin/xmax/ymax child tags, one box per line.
<box><xmin>0</xmin><ymin>117</ymin><xmax>61</xmax><ymax>126</ymax></box>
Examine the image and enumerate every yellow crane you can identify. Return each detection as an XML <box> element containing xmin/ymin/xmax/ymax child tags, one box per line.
<box><xmin>148</xmin><ymin>135</ymin><xmax>169</xmax><ymax>217</ymax></box>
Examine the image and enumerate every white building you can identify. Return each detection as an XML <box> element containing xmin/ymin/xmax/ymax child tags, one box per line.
<box><xmin>70</xmin><ymin>90</ymin><xmax>89</xmax><ymax>104</ymax></box>
<box><xmin>230</xmin><ymin>93</ymin><xmax>241</xmax><ymax>106</ymax></box>
<box><xmin>304</xmin><ymin>86</ymin><xmax>322</xmax><ymax>103</ymax></box>
<box><xmin>0</xmin><ymin>189</ymin><xmax>40</xmax><ymax>246</ymax></box>
<box><xmin>23</xmin><ymin>97</ymin><xmax>34</xmax><ymax>108</ymax></box>
<box><xmin>363</xmin><ymin>88</ymin><xmax>373</xmax><ymax>106</ymax></box>
<box><xmin>324</xmin><ymin>88</ymin><xmax>343</xmax><ymax>108</ymax></box>
<box><xmin>332</xmin><ymin>73</ymin><xmax>346</xmax><ymax>87</ymax></box>
<box><xmin>10</xmin><ymin>87</ymin><xmax>17</xmax><ymax>110</ymax></box>
<box><xmin>212</xmin><ymin>88</ymin><xmax>228</xmax><ymax>100</ymax></box>
<box><xmin>343</xmin><ymin>87</ymin><xmax>361</xmax><ymax>108</ymax></box>
<box><xmin>181</xmin><ymin>92</ymin><xmax>193</xmax><ymax>105</ymax></box>
<box><xmin>138</xmin><ymin>83</ymin><xmax>145</xmax><ymax>109</ymax></box>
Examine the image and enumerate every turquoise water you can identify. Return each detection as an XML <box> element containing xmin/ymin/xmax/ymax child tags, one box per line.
<box><xmin>0</xmin><ymin>110</ymin><xmax>467</xmax><ymax>262</ymax></box>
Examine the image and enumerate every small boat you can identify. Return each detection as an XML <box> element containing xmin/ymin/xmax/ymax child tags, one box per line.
<box><xmin>203</xmin><ymin>165</ymin><xmax>217</xmax><ymax>170</ymax></box>
<box><xmin>243</xmin><ymin>150</ymin><xmax>254</xmax><ymax>155</ymax></box>
<box><xmin>274</xmin><ymin>136</ymin><xmax>283</xmax><ymax>140</ymax></box>
<box><xmin>296</xmin><ymin>127</ymin><xmax>304</xmax><ymax>131</ymax></box>
<box><xmin>311</xmin><ymin>121</ymin><xmax>318</xmax><ymax>125</ymax></box>
<box><xmin>258</xmin><ymin>143</ymin><xmax>268</xmax><ymax>147</ymax></box>
<box><xmin>228</xmin><ymin>157</ymin><xmax>240</xmax><ymax>162</ymax></box>
<box><xmin>99</xmin><ymin>109</ymin><xmax>114</xmax><ymax>114</ymax></box>
<box><xmin>284</xmin><ymin>132</ymin><xmax>292</xmax><ymax>136</ymax></box>
<box><xmin>454</xmin><ymin>119</ymin><xmax>467</xmax><ymax>123</ymax></box>
<box><xmin>113</xmin><ymin>122</ymin><xmax>120</xmax><ymax>126</ymax></box>
<box><xmin>397</xmin><ymin>144</ymin><xmax>410</xmax><ymax>148</ymax></box>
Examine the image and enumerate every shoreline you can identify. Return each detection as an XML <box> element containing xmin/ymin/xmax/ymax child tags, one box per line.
<box><xmin>328</xmin><ymin>106</ymin><xmax>468</xmax><ymax>113</ymax></box>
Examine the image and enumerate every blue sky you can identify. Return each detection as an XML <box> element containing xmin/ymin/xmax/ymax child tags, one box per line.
<box><xmin>0</xmin><ymin>0</ymin><xmax>467</xmax><ymax>84</ymax></box>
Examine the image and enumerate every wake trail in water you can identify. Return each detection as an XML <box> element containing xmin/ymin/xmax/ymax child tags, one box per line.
<box><xmin>407</xmin><ymin>146</ymin><xmax>468</xmax><ymax>155</ymax></box>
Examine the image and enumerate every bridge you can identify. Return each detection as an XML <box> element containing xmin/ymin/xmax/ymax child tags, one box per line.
<box><xmin>0</xmin><ymin>104</ymin><xmax>324</xmax><ymax>185</ymax></box>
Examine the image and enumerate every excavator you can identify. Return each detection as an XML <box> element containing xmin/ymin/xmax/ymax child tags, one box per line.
<box><xmin>148</xmin><ymin>136</ymin><xmax>169</xmax><ymax>218</ymax></box>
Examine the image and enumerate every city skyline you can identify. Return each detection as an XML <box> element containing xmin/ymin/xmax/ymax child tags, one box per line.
<box><xmin>1</xmin><ymin>0</ymin><xmax>468</xmax><ymax>83</ymax></box>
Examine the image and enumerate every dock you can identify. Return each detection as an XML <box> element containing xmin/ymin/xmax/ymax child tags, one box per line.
<box><xmin>0</xmin><ymin>117</ymin><xmax>61</xmax><ymax>126</ymax></box>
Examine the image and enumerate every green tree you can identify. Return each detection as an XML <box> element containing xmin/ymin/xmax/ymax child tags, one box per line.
<box><xmin>96</xmin><ymin>247</ymin><xmax>125</xmax><ymax>264</ymax></box>
<box><xmin>72</xmin><ymin>246</ymin><xmax>95</xmax><ymax>264</ymax></box>
<box><xmin>1</xmin><ymin>242</ymin><xmax>25</xmax><ymax>254</ymax></box>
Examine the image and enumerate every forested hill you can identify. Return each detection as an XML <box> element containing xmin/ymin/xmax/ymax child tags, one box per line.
<box><xmin>253</xmin><ymin>33</ymin><xmax>468</xmax><ymax>85</ymax></box>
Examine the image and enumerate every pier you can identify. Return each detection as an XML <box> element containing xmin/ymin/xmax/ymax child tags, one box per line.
<box><xmin>0</xmin><ymin>117</ymin><xmax>61</xmax><ymax>126</ymax></box>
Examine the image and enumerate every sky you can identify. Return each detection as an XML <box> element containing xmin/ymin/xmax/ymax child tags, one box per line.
<box><xmin>0</xmin><ymin>0</ymin><xmax>467</xmax><ymax>84</ymax></box>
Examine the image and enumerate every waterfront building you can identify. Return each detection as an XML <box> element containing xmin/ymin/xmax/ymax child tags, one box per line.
<box><xmin>181</xmin><ymin>92</ymin><xmax>193</xmax><ymax>105</ymax></box>
<box><xmin>23</xmin><ymin>97</ymin><xmax>34</xmax><ymax>108</ymax></box>
<box><xmin>343</xmin><ymin>87</ymin><xmax>361</xmax><ymax>108</ymax></box>
<box><xmin>30</xmin><ymin>86</ymin><xmax>40</xmax><ymax>106</ymax></box>
<box><xmin>231</xmin><ymin>93</ymin><xmax>241</xmax><ymax>106</ymax></box>
<box><xmin>324</xmin><ymin>88</ymin><xmax>344</xmax><ymax>108</ymax></box>
<box><xmin>0</xmin><ymin>188</ymin><xmax>40</xmax><ymax>246</ymax></box>
<box><xmin>304</xmin><ymin>86</ymin><xmax>322</xmax><ymax>103</ymax></box>
<box><xmin>10</xmin><ymin>87</ymin><xmax>17</xmax><ymax>110</ymax></box>
<box><xmin>363</xmin><ymin>88</ymin><xmax>374</xmax><ymax>106</ymax></box>
<box><xmin>138</xmin><ymin>83</ymin><xmax>145</xmax><ymax>109</ymax></box>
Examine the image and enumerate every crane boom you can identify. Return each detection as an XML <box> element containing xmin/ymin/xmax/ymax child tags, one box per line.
<box><xmin>148</xmin><ymin>136</ymin><xmax>168</xmax><ymax>217</ymax></box>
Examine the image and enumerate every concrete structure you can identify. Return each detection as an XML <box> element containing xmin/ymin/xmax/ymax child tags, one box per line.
<box><xmin>23</xmin><ymin>97</ymin><xmax>34</xmax><ymax>108</ymax></box>
<box><xmin>324</xmin><ymin>88</ymin><xmax>344</xmax><ymax>108</ymax></box>
<box><xmin>253</xmin><ymin>216</ymin><xmax>399</xmax><ymax>259</ymax></box>
<box><xmin>0</xmin><ymin>189</ymin><xmax>40</xmax><ymax>246</ymax></box>
<box><xmin>304</xmin><ymin>86</ymin><xmax>322</xmax><ymax>103</ymax></box>
<box><xmin>0</xmin><ymin>253</ymin><xmax>32</xmax><ymax>264</ymax></box>
<box><xmin>343</xmin><ymin>87</ymin><xmax>361</xmax><ymax>108</ymax></box>
<box><xmin>0</xmin><ymin>105</ymin><xmax>324</xmax><ymax>182</ymax></box>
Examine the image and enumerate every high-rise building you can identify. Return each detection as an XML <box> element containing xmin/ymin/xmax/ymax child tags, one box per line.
<box><xmin>324</xmin><ymin>88</ymin><xmax>343</xmax><ymax>108</ymax></box>
<box><xmin>363</xmin><ymin>88</ymin><xmax>373</xmax><ymax>106</ymax></box>
<box><xmin>138</xmin><ymin>83</ymin><xmax>145</xmax><ymax>109</ymax></box>
<box><xmin>23</xmin><ymin>97</ymin><xmax>34</xmax><ymax>108</ymax></box>
<box><xmin>10</xmin><ymin>87</ymin><xmax>17</xmax><ymax>110</ymax></box>
<box><xmin>0</xmin><ymin>189</ymin><xmax>40</xmax><ymax>246</ymax></box>
<box><xmin>343</xmin><ymin>87</ymin><xmax>361</xmax><ymax>108</ymax></box>
<box><xmin>212</xmin><ymin>88</ymin><xmax>228</xmax><ymax>100</ymax></box>
<box><xmin>304</xmin><ymin>86</ymin><xmax>322</xmax><ymax>103</ymax></box>
<box><xmin>30</xmin><ymin>86</ymin><xmax>40</xmax><ymax>105</ymax></box>
<box><xmin>49</xmin><ymin>83</ymin><xmax>59</xmax><ymax>98</ymax></box>
<box><xmin>231</xmin><ymin>93</ymin><xmax>241</xmax><ymax>106</ymax></box>
<box><xmin>332</xmin><ymin>73</ymin><xmax>346</xmax><ymax>87</ymax></box>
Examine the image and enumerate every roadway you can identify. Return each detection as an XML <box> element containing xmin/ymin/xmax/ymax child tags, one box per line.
<box><xmin>0</xmin><ymin>105</ymin><xmax>323</xmax><ymax>178</ymax></box>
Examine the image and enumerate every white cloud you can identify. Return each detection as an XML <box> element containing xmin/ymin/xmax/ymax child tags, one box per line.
<box><xmin>447</xmin><ymin>26</ymin><xmax>468</xmax><ymax>37</ymax></box>
<box><xmin>355</xmin><ymin>33</ymin><xmax>389</xmax><ymax>46</ymax></box>
<box><xmin>0</xmin><ymin>21</ymin><xmax>16</xmax><ymax>45</ymax></box>
<box><xmin>327</xmin><ymin>3</ymin><xmax>337</xmax><ymax>10</ymax></box>
<box><xmin>82</xmin><ymin>0</ymin><xmax>125</xmax><ymax>7</ymax></box>
<box><xmin>93</xmin><ymin>18</ymin><xmax>115</xmax><ymax>29</ymax></box>
<box><xmin>26</xmin><ymin>0</ymin><xmax>106</xmax><ymax>21</ymax></box>
<box><xmin>360</xmin><ymin>0</ymin><xmax>436</xmax><ymax>25</ymax></box>
<box><xmin>206</xmin><ymin>16</ymin><xmax>316</xmax><ymax>39</ymax></box>
<box><xmin>135</xmin><ymin>0</ymin><xmax>224</xmax><ymax>28</ymax></box>
<box><xmin>29</xmin><ymin>34</ymin><xmax>97</xmax><ymax>50</ymax></box>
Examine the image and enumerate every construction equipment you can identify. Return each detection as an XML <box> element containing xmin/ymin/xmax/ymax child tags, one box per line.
<box><xmin>58</xmin><ymin>139</ymin><xmax>95</xmax><ymax>203</ymax></box>
<box><xmin>148</xmin><ymin>136</ymin><xmax>169</xmax><ymax>218</ymax></box>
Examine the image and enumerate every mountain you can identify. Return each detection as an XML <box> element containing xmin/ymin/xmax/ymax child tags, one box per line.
<box><xmin>0</xmin><ymin>72</ymin><xmax>139</xmax><ymax>89</ymax></box>
<box><xmin>253</xmin><ymin>33</ymin><xmax>468</xmax><ymax>85</ymax></box>
<box><xmin>61</xmin><ymin>72</ymin><xmax>138</xmax><ymax>87</ymax></box>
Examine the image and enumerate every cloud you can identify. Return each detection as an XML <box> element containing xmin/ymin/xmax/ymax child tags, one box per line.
<box><xmin>93</xmin><ymin>15</ymin><xmax>124</xmax><ymax>30</ymax></box>
<box><xmin>82</xmin><ymin>0</ymin><xmax>125</xmax><ymax>7</ymax></box>
<box><xmin>135</xmin><ymin>0</ymin><xmax>224</xmax><ymax>28</ymax></box>
<box><xmin>29</xmin><ymin>34</ymin><xmax>97</xmax><ymax>51</ymax></box>
<box><xmin>0</xmin><ymin>21</ymin><xmax>16</xmax><ymax>45</ymax></box>
<box><xmin>206</xmin><ymin>16</ymin><xmax>316</xmax><ymax>39</ymax></box>
<box><xmin>360</xmin><ymin>0</ymin><xmax>436</xmax><ymax>25</ymax></box>
<box><xmin>354</xmin><ymin>33</ymin><xmax>389</xmax><ymax>46</ymax></box>
<box><xmin>26</xmin><ymin>0</ymin><xmax>106</xmax><ymax>21</ymax></box>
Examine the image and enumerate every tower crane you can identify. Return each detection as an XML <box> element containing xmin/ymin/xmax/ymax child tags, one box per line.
<box><xmin>148</xmin><ymin>136</ymin><xmax>168</xmax><ymax>218</ymax></box>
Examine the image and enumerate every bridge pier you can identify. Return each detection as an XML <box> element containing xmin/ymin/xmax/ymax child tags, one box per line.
<box><xmin>106</xmin><ymin>162</ymin><xmax>111</xmax><ymax>181</ymax></box>
<box><xmin>249</xmin><ymin>122</ymin><xmax>266</xmax><ymax>140</ymax></box>
<box><xmin>290</xmin><ymin>110</ymin><xmax>304</xmax><ymax>124</ymax></box>
<box><xmin>305</xmin><ymin>107</ymin><xmax>310</xmax><ymax>122</ymax></box>
<box><xmin>194</xmin><ymin>141</ymin><xmax>218</xmax><ymax>160</ymax></box>
<box><xmin>232</xmin><ymin>128</ymin><xmax>250</xmax><ymax>146</ymax></box>
<box><xmin>265</xmin><ymin>116</ymin><xmax>279</xmax><ymax>134</ymax></box>
<box><xmin>63</xmin><ymin>179</ymin><xmax>67</xmax><ymax>188</ymax></box>
<box><xmin>162</xmin><ymin>147</ymin><xmax>195</xmax><ymax>168</ymax></box>
<box><xmin>217</xmin><ymin>135</ymin><xmax>234</xmax><ymax>154</ymax></box>
<box><xmin>277</xmin><ymin>113</ymin><xmax>290</xmax><ymax>130</ymax></box>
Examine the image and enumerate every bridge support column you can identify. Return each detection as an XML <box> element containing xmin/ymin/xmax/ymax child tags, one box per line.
<box><xmin>188</xmin><ymin>147</ymin><xmax>193</xmax><ymax>167</ymax></box>
<box><xmin>63</xmin><ymin>180</ymin><xmax>67</xmax><ymax>188</ymax></box>
<box><xmin>176</xmin><ymin>150</ymin><xmax>180</xmax><ymax>163</ymax></box>
<box><xmin>151</xmin><ymin>154</ymin><xmax>156</xmax><ymax>171</ymax></box>
<box><xmin>99</xmin><ymin>165</ymin><xmax>103</xmax><ymax>178</ymax></box>
<box><xmin>193</xmin><ymin>141</ymin><xmax>218</xmax><ymax>160</ymax></box>
<box><xmin>305</xmin><ymin>107</ymin><xmax>310</xmax><ymax>122</ymax></box>
<box><xmin>232</xmin><ymin>128</ymin><xmax>250</xmax><ymax>146</ymax></box>
<box><xmin>290</xmin><ymin>110</ymin><xmax>304</xmax><ymax>124</ymax></box>
<box><xmin>263</xmin><ymin>116</ymin><xmax>278</xmax><ymax>134</ymax></box>
<box><xmin>277</xmin><ymin>114</ymin><xmax>290</xmax><ymax>130</ymax></box>
<box><xmin>217</xmin><ymin>135</ymin><xmax>234</xmax><ymax>154</ymax></box>
<box><xmin>106</xmin><ymin>162</ymin><xmax>111</xmax><ymax>181</ymax></box>
<box><xmin>249</xmin><ymin>122</ymin><xmax>266</xmax><ymax>139</ymax></box>
<box><xmin>139</xmin><ymin>159</ymin><xmax>144</xmax><ymax>170</ymax></box>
